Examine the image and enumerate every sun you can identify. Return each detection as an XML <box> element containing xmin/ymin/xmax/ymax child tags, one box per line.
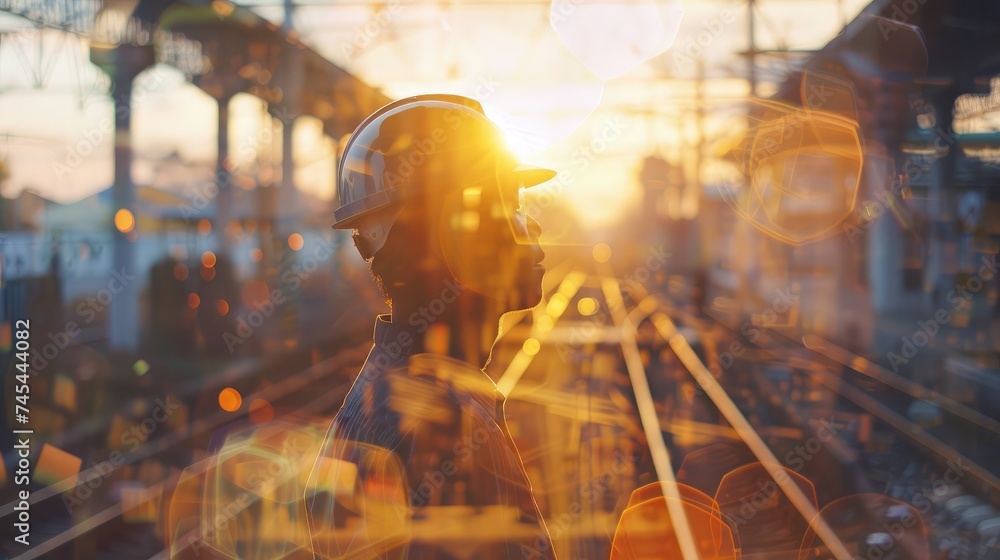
<box><xmin>486</xmin><ymin>112</ymin><xmax>540</xmax><ymax>160</ymax></box>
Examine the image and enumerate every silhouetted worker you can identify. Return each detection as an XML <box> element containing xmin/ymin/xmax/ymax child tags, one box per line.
<box><xmin>306</xmin><ymin>95</ymin><xmax>558</xmax><ymax>560</ymax></box>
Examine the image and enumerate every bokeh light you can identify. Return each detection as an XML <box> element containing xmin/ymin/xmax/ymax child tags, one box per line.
<box><xmin>201</xmin><ymin>251</ymin><xmax>217</xmax><ymax>268</ymax></box>
<box><xmin>535</xmin><ymin>314</ymin><xmax>555</xmax><ymax>334</ymax></box>
<box><xmin>546</xmin><ymin>292</ymin><xmax>570</xmax><ymax>316</ymax></box>
<box><xmin>218</xmin><ymin>388</ymin><xmax>242</xmax><ymax>412</ymax></box>
<box><xmin>5</xmin><ymin>4</ymin><xmax>989</xmax><ymax>558</ymax></box>
<box><xmin>593</xmin><ymin>243</ymin><xmax>612</xmax><ymax>263</ymax></box>
<box><xmin>522</xmin><ymin>338</ymin><xmax>541</xmax><ymax>356</ymax></box>
<box><xmin>114</xmin><ymin>209</ymin><xmax>135</xmax><ymax>233</ymax></box>
<box><xmin>132</xmin><ymin>359</ymin><xmax>150</xmax><ymax>376</ymax></box>
<box><xmin>173</xmin><ymin>263</ymin><xmax>189</xmax><ymax>281</ymax></box>
<box><xmin>249</xmin><ymin>399</ymin><xmax>275</xmax><ymax>424</ymax></box>
<box><xmin>577</xmin><ymin>297</ymin><xmax>599</xmax><ymax>316</ymax></box>
<box><xmin>242</xmin><ymin>280</ymin><xmax>270</xmax><ymax>307</ymax></box>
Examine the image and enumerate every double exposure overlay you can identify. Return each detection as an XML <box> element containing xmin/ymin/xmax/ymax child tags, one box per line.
<box><xmin>1</xmin><ymin>1</ymin><xmax>1000</xmax><ymax>559</ymax></box>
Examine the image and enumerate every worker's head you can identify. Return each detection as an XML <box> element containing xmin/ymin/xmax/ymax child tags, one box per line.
<box><xmin>333</xmin><ymin>95</ymin><xmax>554</xmax><ymax>313</ymax></box>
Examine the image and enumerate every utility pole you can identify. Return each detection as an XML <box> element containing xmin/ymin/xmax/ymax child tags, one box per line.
<box><xmin>748</xmin><ymin>0</ymin><xmax>757</xmax><ymax>97</ymax></box>
<box><xmin>693</xmin><ymin>58</ymin><xmax>705</xmax><ymax>219</ymax></box>
<box><xmin>283</xmin><ymin>0</ymin><xmax>295</xmax><ymax>31</ymax></box>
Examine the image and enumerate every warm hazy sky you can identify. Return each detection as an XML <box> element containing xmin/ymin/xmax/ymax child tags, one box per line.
<box><xmin>0</xmin><ymin>0</ymin><xmax>869</xmax><ymax>225</ymax></box>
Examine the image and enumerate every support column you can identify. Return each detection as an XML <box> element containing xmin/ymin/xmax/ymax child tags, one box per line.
<box><xmin>105</xmin><ymin>45</ymin><xmax>152</xmax><ymax>353</ymax></box>
<box><xmin>280</xmin><ymin>116</ymin><xmax>297</xmax><ymax>232</ymax></box>
<box><xmin>217</xmin><ymin>96</ymin><xmax>233</xmax><ymax>251</ymax></box>
<box><xmin>273</xmin><ymin>40</ymin><xmax>303</xmax><ymax>237</ymax></box>
<box><xmin>927</xmin><ymin>89</ymin><xmax>959</xmax><ymax>309</ymax></box>
<box><xmin>747</xmin><ymin>0</ymin><xmax>756</xmax><ymax>97</ymax></box>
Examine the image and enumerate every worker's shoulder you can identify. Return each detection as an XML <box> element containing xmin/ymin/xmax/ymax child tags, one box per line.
<box><xmin>404</xmin><ymin>353</ymin><xmax>501</xmax><ymax>406</ymax></box>
<box><xmin>406</xmin><ymin>353</ymin><xmax>498</xmax><ymax>393</ymax></box>
<box><xmin>377</xmin><ymin>353</ymin><xmax>502</xmax><ymax>424</ymax></box>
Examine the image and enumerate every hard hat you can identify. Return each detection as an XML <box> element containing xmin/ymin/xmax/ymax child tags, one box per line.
<box><xmin>332</xmin><ymin>94</ymin><xmax>556</xmax><ymax>260</ymax></box>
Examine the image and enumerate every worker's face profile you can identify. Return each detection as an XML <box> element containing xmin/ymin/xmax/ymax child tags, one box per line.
<box><xmin>437</xmin><ymin>175</ymin><xmax>546</xmax><ymax>311</ymax></box>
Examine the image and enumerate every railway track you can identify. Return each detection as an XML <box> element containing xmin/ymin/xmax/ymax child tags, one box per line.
<box><xmin>645</xmin><ymin>277</ymin><xmax>1000</xmax><ymax>560</ymax></box>
<box><xmin>6</xmin><ymin>265</ymin><xmax>999</xmax><ymax>559</ymax></box>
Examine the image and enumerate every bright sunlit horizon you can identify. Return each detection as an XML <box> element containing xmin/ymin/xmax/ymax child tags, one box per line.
<box><xmin>0</xmin><ymin>0</ymin><xmax>870</xmax><ymax>226</ymax></box>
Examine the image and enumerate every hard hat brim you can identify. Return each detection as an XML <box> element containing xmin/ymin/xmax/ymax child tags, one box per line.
<box><xmin>332</xmin><ymin>165</ymin><xmax>556</xmax><ymax>230</ymax></box>
<box><xmin>331</xmin><ymin>187</ymin><xmax>402</xmax><ymax>230</ymax></box>
<box><xmin>512</xmin><ymin>164</ymin><xmax>557</xmax><ymax>187</ymax></box>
